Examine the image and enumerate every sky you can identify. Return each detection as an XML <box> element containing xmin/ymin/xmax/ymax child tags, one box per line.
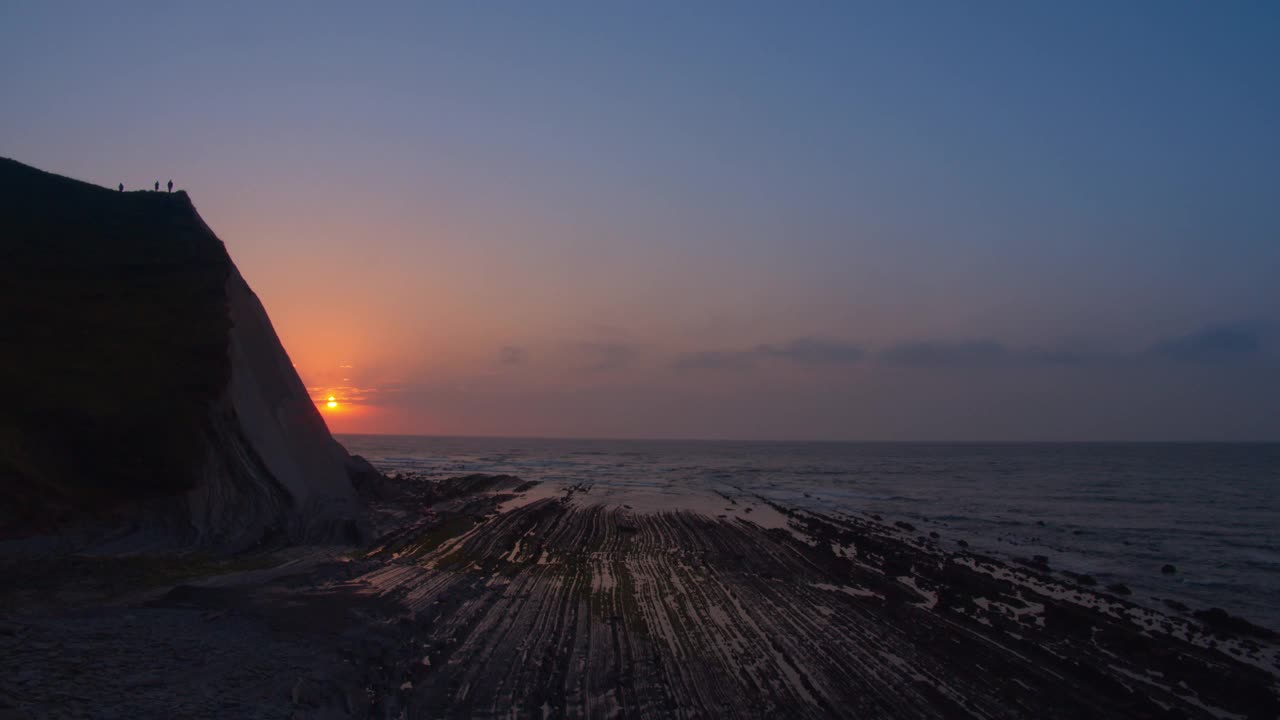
<box><xmin>3</xmin><ymin>1</ymin><xmax>1279</xmax><ymax>440</ymax></box>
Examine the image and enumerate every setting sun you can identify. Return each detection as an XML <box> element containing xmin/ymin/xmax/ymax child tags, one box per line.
<box><xmin>326</xmin><ymin>396</ymin><xmax>337</xmax><ymax>409</ymax></box>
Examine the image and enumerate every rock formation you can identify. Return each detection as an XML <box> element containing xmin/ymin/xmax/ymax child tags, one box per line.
<box><xmin>0</xmin><ymin>157</ymin><xmax>360</xmax><ymax>549</ymax></box>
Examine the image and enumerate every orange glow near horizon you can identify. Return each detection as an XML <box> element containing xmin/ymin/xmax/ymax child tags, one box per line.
<box><xmin>312</xmin><ymin>393</ymin><xmax>386</xmax><ymax>435</ymax></box>
<box><xmin>313</xmin><ymin>389</ymin><xmax>345</xmax><ymax>415</ymax></box>
<box><xmin>304</xmin><ymin>371</ymin><xmax>401</xmax><ymax>433</ymax></box>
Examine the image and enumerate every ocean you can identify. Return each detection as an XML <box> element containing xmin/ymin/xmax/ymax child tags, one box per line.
<box><xmin>337</xmin><ymin>435</ymin><xmax>1280</xmax><ymax>629</ymax></box>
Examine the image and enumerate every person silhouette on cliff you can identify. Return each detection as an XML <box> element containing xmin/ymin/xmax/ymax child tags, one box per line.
<box><xmin>118</xmin><ymin>183</ymin><xmax>123</xmax><ymax>192</ymax></box>
<box><xmin>154</xmin><ymin>181</ymin><xmax>159</xmax><ymax>191</ymax></box>
<box><xmin>167</xmin><ymin>179</ymin><xmax>173</xmax><ymax>193</ymax></box>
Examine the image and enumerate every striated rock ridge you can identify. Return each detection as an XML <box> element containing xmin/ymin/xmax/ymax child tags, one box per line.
<box><xmin>0</xmin><ymin>157</ymin><xmax>359</xmax><ymax>548</ymax></box>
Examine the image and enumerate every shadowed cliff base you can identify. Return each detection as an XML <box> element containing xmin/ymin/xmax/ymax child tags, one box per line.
<box><xmin>4</xmin><ymin>474</ymin><xmax>1275</xmax><ymax>718</ymax></box>
<box><xmin>0</xmin><ymin>158</ymin><xmax>360</xmax><ymax>549</ymax></box>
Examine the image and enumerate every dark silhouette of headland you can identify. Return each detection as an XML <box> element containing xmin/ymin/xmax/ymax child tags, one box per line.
<box><xmin>0</xmin><ymin>157</ymin><xmax>359</xmax><ymax>548</ymax></box>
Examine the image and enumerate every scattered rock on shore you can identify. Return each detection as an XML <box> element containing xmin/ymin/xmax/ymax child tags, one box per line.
<box><xmin>1195</xmin><ymin>607</ymin><xmax>1278</xmax><ymax>640</ymax></box>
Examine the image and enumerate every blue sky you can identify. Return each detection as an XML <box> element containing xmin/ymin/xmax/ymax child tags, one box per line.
<box><xmin>3</xmin><ymin>2</ymin><xmax>1278</xmax><ymax>439</ymax></box>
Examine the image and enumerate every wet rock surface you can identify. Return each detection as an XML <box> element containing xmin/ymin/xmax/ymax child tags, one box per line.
<box><xmin>3</xmin><ymin>474</ymin><xmax>1278</xmax><ymax>718</ymax></box>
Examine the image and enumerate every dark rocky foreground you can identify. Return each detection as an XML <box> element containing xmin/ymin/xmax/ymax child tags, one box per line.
<box><xmin>3</xmin><ymin>474</ymin><xmax>1278</xmax><ymax>719</ymax></box>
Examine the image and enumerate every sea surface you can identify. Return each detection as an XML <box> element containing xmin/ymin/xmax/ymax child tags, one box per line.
<box><xmin>337</xmin><ymin>435</ymin><xmax>1280</xmax><ymax>629</ymax></box>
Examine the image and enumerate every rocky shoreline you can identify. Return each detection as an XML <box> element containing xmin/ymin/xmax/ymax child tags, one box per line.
<box><xmin>3</xmin><ymin>473</ymin><xmax>1278</xmax><ymax>719</ymax></box>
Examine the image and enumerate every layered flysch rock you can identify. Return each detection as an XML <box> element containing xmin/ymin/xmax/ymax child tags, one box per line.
<box><xmin>0</xmin><ymin>157</ymin><xmax>359</xmax><ymax>549</ymax></box>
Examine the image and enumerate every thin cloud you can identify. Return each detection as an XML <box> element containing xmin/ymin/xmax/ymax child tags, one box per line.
<box><xmin>578</xmin><ymin>342</ymin><xmax>637</xmax><ymax>372</ymax></box>
<box><xmin>673</xmin><ymin>325</ymin><xmax>1265</xmax><ymax>374</ymax></box>
<box><xmin>878</xmin><ymin>339</ymin><xmax>1109</xmax><ymax>369</ymax></box>
<box><xmin>1145</xmin><ymin>326</ymin><xmax>1261</xmax><ymax>363</ymax></box>
<box><xmin>306</xmin><ymin>385</ymin><xmax>383</xmax><ymax>403</ymax></box>
<box><xmin>672</xmin><ymin>337</ymin><xmax>863</xmax><ymax>370</ymax></box>
<box><xmin>672</xmin><ymin>350</ymin><xmax>756</xmax><ymax>371</ymax></box>
<box><xmin>757</xmin><ymin>338</ymin><xmax>864</xmax><ymax>364</ymax></box>
<box><xmin>880</xmin><ymin>326</ymin><xmax>1266</xmax><ymax>370</ymax></box>
<box><xmin>879</xmin><ymin>340</ymin><xmax>1016</xmax><ymax>369</ymax></box>
<box><xmin>498</xmin><ymin>345</ymin><xmax>527</xmax><ymax>366</ymax></box>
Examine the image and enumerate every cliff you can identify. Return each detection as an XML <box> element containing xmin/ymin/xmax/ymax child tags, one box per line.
<box><xmin>0</xmin><ymin>158</ymin><xmax>360</xmax><ymax>549</ymax></box>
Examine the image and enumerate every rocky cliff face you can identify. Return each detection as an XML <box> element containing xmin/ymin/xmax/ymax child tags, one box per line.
<box><xmin>0</xmin><ymin>157</ymin><xmax>360</xmax><ymax>549</ymax></box>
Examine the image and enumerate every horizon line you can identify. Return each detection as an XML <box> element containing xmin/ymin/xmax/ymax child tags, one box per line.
<box><xmin>330</xmin><ymin>432</ymin><xmax>1280</xmax><ymax>445</ymax></box>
